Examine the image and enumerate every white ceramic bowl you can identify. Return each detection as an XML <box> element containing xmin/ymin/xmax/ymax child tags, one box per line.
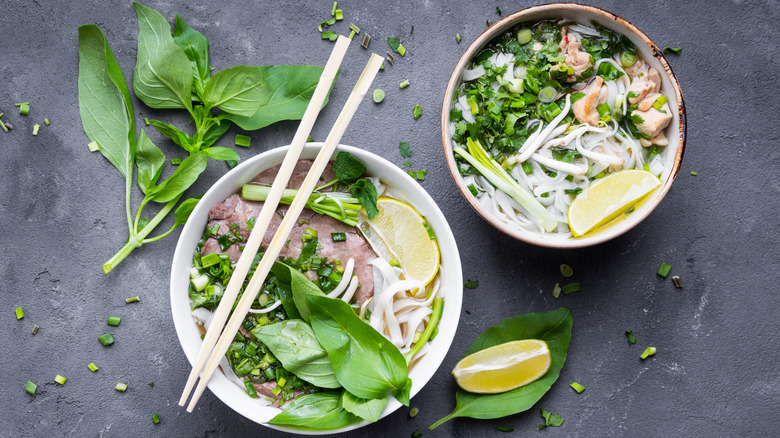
<box><xmin>441</xmin><ymin>3</ymin><xmax>686</xmax><ymax>248</ymax></box>
<box><xmin>170</xmin><ymin>143</ymin><xmax>463</xmax><ymax>434</ymax></box>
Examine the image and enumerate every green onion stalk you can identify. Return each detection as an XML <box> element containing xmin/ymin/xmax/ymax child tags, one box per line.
<box><xmin>241</xmin><ymin>185</ymin><xmax>362</xmax><ymax>226</ymax></box>
<box><xmin>405</xmin><ymin>297</ymin><xmax>444</xmax><ymax>364</ymax></box>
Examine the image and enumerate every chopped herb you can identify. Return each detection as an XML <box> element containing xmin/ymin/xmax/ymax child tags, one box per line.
<box><xmin>625</xmin><ymin>330</ymin><xmax>637</xmax><ymax>345</ymax></box>
<box><xmin>331</xmin><ymin>232</ymin><xmax>346</xmax><ymax>242</ymax></box>
<box><xmin>409</xmin><ymin>407</ymin><xmax>419</xmax><ymax>417</ymax></box>
<box><xmin>149</xmin><ymin>382</ymin><xmax>154</xmax><ymax>387</ymax></box>
<box><xmin>495</xmin><ymin>6</ymin><xmax>502</xmax><ymax>15</ymax></box>
<box><xmin>561</xmin><ymin>282</ymin><xmax>581</xmax><ymax>295</ymax></box>
<box><xmin>467</xmin><ymin>184</ymin><xmax>479</xmax><ymax>196</ymax></box>
<box><xmin>552</xmin><ymin>283</ymin><xmax>561</xmax><ymax>299</ymax></box>
<box><xmin>0</xmin><ymin>116</ymin><xmax>8</xmax><ymax>132</ymax></box>
<box><xmin>663</xmin><ymin>47</ymin><xmax>682</xmax><ymax>54</ymax></box>
<box><xmin>88</xmin><ymin>363</ymin><xmax>99</xmax><ymax>372</ymax></box>
<box><xmin>32</xmin><ymin>325</ymin><xmax>39</xmax><ymax>335</ymax></box>
<box><xmin>334</xmin><ymin>9</ymin><xmax>343</xmax><ymax>21</ymax></box>
<box><xmin>539</xmin><ymin>408</ymin><xmax>564</xmax><ymax>430</ymax></box>
<box><xmin>235</xmin><ymin>134</ymin><xmax>251</xmax><ymax>147</ymax></box>
<box><xmin>559</xmin><ymin>264</ymin><xmax>573</xmax><ymax>278</ymax></box>
<box><xmin>372</xmin><ymin>89</ymin><xmax>385</xmax><ymax>103</ymax></box>
<box><xmin>423</xmin><ymin>221</ymin><xmax>436</xmax><ymax>240</ymax></box>
<box><xmin>350</xmin><ymin>23</ymin><xmax>360</xmax><ymax>34</ymax></box>
<box><xmin>115</xmin><ymin>382</ymin><xmax>128</xmax><ymax>392</ymax></box>
<box><xmin>455</xmin><ymin>33</ymin><xmax>462</xmax><ymax>44</ymax></box>
<box><xmin>625</xmin><ymin>207</ymin><xmax>635</xmax><ymax>215</ymax></box>
<box><xmin>411</xmin><ymin>430</ymin><xmax>423</xmax><ymax>438</ymax></box>
<box><xmin>32</xmin><ymin>124</ymin><xmax>41</xmax><ymax>135</ymax></box>
<box><xmin>170</xmin><ymin>158</ymin><xmax>182</xmax><ymax>165</ymax></box>
<box><xmin>657</xmin><ymin>262</ymin><xmax>672</xmax><ymax>279</ymax></box>
<box><xmin>99</xmin><ymin>334</ymin><xmax>115</xmax><ymax>346</ymax></box>
<box><xmin>152</xmin><ymin>414</ymin><xmax>161</xmax><ymax>424</ymax></box>
<box><xmin>16</xmin><ymin>102</ymin><xmax>30</xmax><ymax>115</ymax></box>
<box><xmin>407</xmin><ymin>169</ymin><xmax>427</xmax><ymax>180</ymax></box>
<box><xmin>386</xmin><ymin>52</ymin><xmax>395</xmax><ymax>64</ymax></box>
<box><xmin>55</xmin><ymin>375</ymin><xmax>67</xmax><ymax>385</ymax></box>
<box><xmin>321</xmin><ymin>31</ymin><xmax>338</xmax><ymax>41</ymax></box>
<box><xmin>570</xmin><ymin>382</ymin><xmax>585</xmax><ymax>393</ymax></box>
<box><xmin>640</xmin><ymin>346</ymin><xmax>657</xmax><ymax>359</ymax></box>
<box><xmin>15</xmin><ymin>307</ymin><xmax>24</xmax><ymax>320</ymax></box>
<box><xmin>26</xmin><ymin>381</ymin><xmax>37</xmax><ymax>395</ymax></box>
<box><xmin>361</xmin><ymin>33</ymin><xmax>371</xmax><ymax>48</ymax></box>
<box><xmin>87</xmin><ymin>141</ymin><xmax>99</xmax><ymax>152</ymax></box>
<box><xmin>107</xmin><ymin>316</ymin><xmax>121</xmax><ymax>326</ymax></box>
<box><xmin>413</xmin><ymin>104</ymin><xmax>422</xmax><ymax>119</ymax></box>
<box><xmin>331</xmin><ymin>1</ymin><xmax>337</xmax><ymax>16</ymax></box>
<box><xmin>404</xmin><ymin>161</ymin><xmax>411</xmax><ymax>167</ymax></box>
<box><xmin>464</xmin><ymin>279</ymin><xmax>479</xmax><ymax>289</ymax></box>
<box><xmin>379</xmin><ymin>63</ymin><xmax>385</xmax><ymax>70</ymax></box>
<box><xmin>297</xmin><ymin>218</ymin><xmax>310</xmax><ymax>225</ymax></box>
<box><xmin>400</xmin><ymin>79</ymin><xmax>410</xmax><ymax>89</ymax></box>
<box><xmin>144</xmin><ymin>117</ymin><xmax>149</xmax><ymax>125</ymax></box>
<box><xmin>486</xmin><ymin>19</ymin><xmax>492</xmax><ymax>27</ymax></box>
<box><xmin>691</xmin><ymin>171</ymin><xmax>698</xmax><ymax>176</ymax></box>
<box><xmin>387</xmin><ymin>37</ymin><xmax>406</xmax><ymax>56</ymax></box>
<box><xmin>497</xmin><ymin>426</ymin><xmax>514</xmax><ymax>432</ymax></box>
<box><xmin>672</xmin><ymin>276</ymin><xmax>684</xmax><ymax>288</ymax></box>
<box><xmin>226</xmin><ymin>160</ymin><xmax>238</xmax><ymax>168</ymax></box>
<box><xmin>399</xmin><ymin>141</ymin><xmax>412</xmax><ymax>158</ymax></box>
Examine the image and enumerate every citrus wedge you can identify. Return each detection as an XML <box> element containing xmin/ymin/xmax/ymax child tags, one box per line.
<box><xmin>452</xmin><ymin>339</ymin><xmax>551</xmax><ymax>394</ymax></box>
<box><xmin>568</xmin><ymin>169</ymin><xmax>661</xmax><ymax>237</ymax></box>
<box><xmin>366</xmin><ymin>198</ymin><xmax>440</xmax><ymax>284</ymax></box>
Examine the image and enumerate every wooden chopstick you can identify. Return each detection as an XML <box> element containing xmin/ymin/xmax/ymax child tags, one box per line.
<box><xmin>177</xmin><ymin>36</ymin><xmax>351</xmax><ymax>408</ymax></box>
<box><xmin>184</xmin><ymin>53</ymin><xmax>385</xmax><ymax>412</ymax></box>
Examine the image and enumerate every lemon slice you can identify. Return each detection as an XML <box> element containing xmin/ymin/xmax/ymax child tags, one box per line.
<box><xmin>452</xmin><ymin>339</ymin><xmax>551</xmax><ymax>394</ymax></box>
<box><xmin>365</xmin><ymin>198</ymin><xmax>440</xmax><ymax>284</ymax></box>
<box><xmin>568</xmin><ymin>169</ymin><xmax>661</xmax><ymax>237</ymax></box>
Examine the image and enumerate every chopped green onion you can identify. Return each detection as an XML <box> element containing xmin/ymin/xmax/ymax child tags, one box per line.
<box><xmin>201</xmin><ymin>252</ymin><xmax>221</xmax><ymax>268</ymax></box>
<box><xmin>625</xmin><ymin>330</ymin><xmax>637</xmax><ymax>345</ymax></box>
<box><xmin>88</xmin><ymin>363</ymin><xmax>99</xmax><ymax>372</ymax></box>
<box><xmin>464</xmin><ymin>279</ymin><xmax>479</xmax><ymax>289</ymax></box>
<box><xmin>411</xmin><ymin>430</ymin><xmax>423</xmax><ymax>438</ymax></box>
<box><xmin>597</xmin><ymin>102</ymin><xmax>611</xmax><ymax>118</ymax></box>
<box><xmin>143</xmin><ymin>117</ymin><xmax>149</xmax><ymax>125</ymax></box>
<box><xmin>335</xmin><ymin>9</ymin><xmax>343</xmax><ymax>20</ymax></box>
<box><xmin>170</xmin><ymin>158</ymin><xmax>182</xmax><ymax>165</ymax></box>
<box><xmin>657</xmin><ymin>262</ymin><xmax>672</xmax><ymax>279</ymax></box>
<box><xmin>466</xmin><ymin>97</ymin><xmax>478</xmax><ymax>116</ymax></box>
<box><xmin>16</xmin><ymin>102</ymin><xmax>30</xmax><ymax>115</ymax></box>
<box><xmin>350</xmin><ymin>23</ymin><xmax>360</xmax><ymax>34</ymax></box>
<box><xmin>0</xmin><ymin>117</ymin><xmax>7</xmax><ymax>132</ymax></box>
<box><xmin>552</xmin><ymin>283</ymin><xmax>561</xmax><ymax>299</ymax></box>
<box><xmin>32</xmin><ymin>325</ymin><xmax>39</xmax><ymax>335</ymax></box>
<box><xmin>559</xmin><ymin>264</ymin><xmax>574</xmax><ymax>278</ymax></box>
<box><xmin>400</xmin><ymin>79</ymin><xmax>410</xmax><ymax>89</ymax></box>
<box><xmin>372</xmin><ymin>89</ymin><xmax>385</xmax><ymax>103</ymax></box>
<box><xmin>517</xmin><ymin>28</ymin><xmax>532</xmax><ymax>45</ymax></box>
<box><xmin>380</xmin><ymin>63</ymin><xmax>385</xmax><ymax>70</ymax></box>
<box><xmin>99</xmin><ymin>334</ymin><xmax>115</xmax><ymax>346</ymax></box>
<box><xmin>467</xmin><ymin>184</ymin><xmax>479</xmax><ymax>196</ymax></box>
<box><xmin>423</xmin><ymin>221</ymin><xmax>436</xmax><ymax>240</ymax></box>
<box><xmin>55</xmin><ymin>375</ymin><xmax>67</xmax><ymax>385</ymax></box>
<box><xmin>15</xmin><ymin>307</ymin><xmax>24</xmax><ymax>320</ymax></box>
<box><xmin>277</xmin><ymin>377</ymin><xmax>288</xmax><ymax>388</ymax></box>
<box><xmin>149</xmin><ymin>381</ymin><xmax>154</xmax><ymax>387</ymax></box>
<box><xmin>115</xmin><ymin>382</ymin><xmax>128</xmax><ymax>392</ymax></box>
<box><xmin>404</xmin><ymin>161</ymin><xmax>411</xmax><ymax>167</ymax></box>
<box><xmin>272</xmin><ymin>385</ymin><xmax>283</xmax><ymax>397</ymax></box>
<box><xmin>663</xmin><ymin>47</ymin><xmax>682</xmax><ymax>54</ymax></box>
<box><xmin>538</xmin><ymin>86</ymin><xmax>557</xmax><ymax>103</ymax></box>
<box><xmin>87</xmin><ymin>141</ymin><xmax>99</xmax><ymax>152</ymax></box>
<box><xmin>497</xmin><ymin>426</ymin><xmax>514</xmax><ymax>432</ymax></box>
<box><xmin>107</xmin><ymin>316</ymin><xmax>121</xmax><ymax>326</ymax></box>
<box><xmin>125</xmin><ymin>296</ymin><xmax>140</xmax><ymax>303</ymax></box>
<box><xmin>455</xmin><ymin>33</ymin><xmax>462</xmax><ymax>44</ymax></box>
<box><xmin>331</xmin><ymin>232</ymin><xmax>346</xmax><ymax>242</ymax></box>
<box><xmin>152</xmin><ymin>414</ymin><xmax>160</xmax><ymax>424</ymax></box>
<box><xmin>413</xmin><ymin>104</ymin><xmax>422</xmax><ymax>119</ymax></box>
<box><xmin>26</xmin><ymin>381</ymin><xmax>37</xmax><ymax>395</ymax></box>
<box><xmin>348</xmin><ymin>30</ymin><xmax>357</xmax><ymax>39</ymax></box>
<box><xmin>321</xmin><ymin>31</ymin><xmax>338</xmax><ymax>41</ymax></box>
<box><xmin>31</xmin><ymin>124</ymin><xmax>40</xmax><ymax>135</ymax></box>
<box><xmin>361</xmin><ymin>33</ymin><xmax>371</xmax><ymax>48</ymax></box>
<box><xmin>44</xmin><ymin>117</ymin><xmax>50</xmax><ymax>125</ymax></box>
<box><xmin>302</xmin><ymin>227</ymin><xmax>318</xmax><ymax>241</ymax></box>
<box><xmin>409</xmin><ymin>407</ymin><xmax>419</xmax><ymax>417</ymax></box>
<box><xmin>561</xmin><ymin>282</ymin><xmax>581</xmax><ymax>295</ymax></box>
<box><xmin>235</xmin><ymin>134</ymin><xmax>251</xmax><ymax>148</ymax></box>
<box><xmin>691</xmin><ymin>171</ymin><xmax>698</xmax><ymax>176</ymax></box>
<box><xmin>386</xmin><ymin>52</ymin><xmax>395</xmax><ymax>65</ymax></box>
<box><xmin>331</xmin><ymin>1</ymin><xmax>337</xmax><ymax>15</ymax></box>
<box><xmin>672</xmin><ymin>276</ymin><xmax>684</xmax><ymax>288</ymax></box>
<box><xmin>620</xmin><ymin>52</ymin><xmax>636</xmax><ymax>67</ymax></box>
<box><xmin>570</xmin><ymin>382</ymin><xmax>585</xmax><ymax>393</ymax></box>
<box><xmin>640</xmin><ymin>346</ymin><xmax>657</xmax><ymax>359</ymax></box>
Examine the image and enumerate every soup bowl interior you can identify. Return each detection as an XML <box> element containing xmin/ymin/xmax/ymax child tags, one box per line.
<box><xmin>441</xmin><ymin>3</ymin><xmax>686</xmax><ymax>248</ymax></box>
<box><xmin>170</xmin><ymin>143</ymin><xmax>463</xmax><ymax>434</ymax></box>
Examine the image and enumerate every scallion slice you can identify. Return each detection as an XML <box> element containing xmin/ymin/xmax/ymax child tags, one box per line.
<box><xmin>400</xmin><ymin>79</ymin><xmax>410</xmax><ymax>89</ymax></box>
<box><xmin>409</xmin><ymin>407</ymin><xmax>419</xmax><ymax>417</ymax></box>
<box><xmin>55</xmin><ymin>375</ymin><xmax>67</xmax><ymax>385</ymax></box>
<box><xmin>331</xmin><ymin>232</ymin><xmax>346</xmax><ymax>242</ymax></box>
<box><xmin>107</xmin><ymin>316</ymin><xmax>121</xmax><ymax>326</ymax></box>
<box><xmin>44</xmin><ymin>118</ymin><xmax>50</xmax><ymax>125</ymax></box>
<box><xmin>538</xmin><ymin>86</ymin><xmax>557</xmax><ymax>103</ymax></box>
<box><xmin>372</xmin><ymin>89</ymin><xmax>385</xmax><ymax>103</ymax></box>
<box><xmin>99</xmin><ymin>333</ymin><xmax>115</xmax><ymax>346</ymax></box>
<box><xmin>16</xmin><ymin>102</ymin><xmax>30</xmax><ymax>115</ymax></box>
<box><xmin>235</xmin><ymin>134</ymin><xmax>251</xmax><ymax>148</ymax></box>
<box><xmin>87</xmin><ymin>141</ymin><xmax>99</xmax><ymax>152</ymax></box>
<box><xmin>561</xmin><ymin>282</ymin><xmax>580</xmax><ymax>295</ymax></box>
<box><xmin>32</xmin><ymin>325</ymin><xmax>39</xmax><ymax>335</ymax></box>
<box><xmin>455</xmin><ymin>33</ymin><xmax>462</xmax><ymax>44</ymax></box>
<box><xmin>640</xmin><ymin>346</ymin><xmax>657</xmax><ymax>359</ymax></box>
<box><xmin>26</xmin><ymin>381</ymin><xmax>37</xmax><ymax>395</ymax></box>
<box><xmin>115</xmin><ymin>382</ymin><xmax>128</xmax><ymax>392</ymax></box>
<box><xmin>657</xmin><ymin>262</ymin><xmax>672</xmax><ymax>278</ymax></box>
<box><xmin>559</xmin><ymin>264</ymin><xmax>573</xmax><ymax>278</ymax></box>
<box><xmin>152</xmin><ymin>414</ymin><xmax>160</xmax><ymax>424</ymax></box>
<box><xmin>88</xmin><ymin>363</ymin><xmax>99</xmax><ymax>372</ymax></box>
<box><xmin>570</xmin><ymin>382</ymin><xmax>585</xmax><ymax>393</ymax></box>
<box><xmin>15</xmin><ymin>307</ymin><xmax>24</xmax><ymax>320</ymax></box>
<box><xmin>413</xmin><ymin>104</ymin><xmax>422</xmax><ymax>119</ymax></box>
<box><xmin>125</xmin><ymin>296</ymin><xmax>140</xmax><ymax>303</ymax></box>
<box><xmin>200</xmin><ymin>252</ymin><xmax>221</xmax><ymax>268</ymax></box>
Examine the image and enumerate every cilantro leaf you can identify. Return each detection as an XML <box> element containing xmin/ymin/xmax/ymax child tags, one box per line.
<box><xmin>539</xmin><ymin>408</ymin><xmax>564</xmax><ymax>430</ymax></box>
<box><xmin>625</xmin><ymin>330</ymin><xmax>637</xmax><ymax>345</ymax></box>
<box><xmin>551</xmin><ymin>147</ymin><xmax>582</xmax><ymax>164</ymax></box>
<box><xmin>663</xmin><ymin>46</ymin><xmax>682</xmax><ymax>54</ymax></box>
<box><xmin>465</xmin><ymin>279</ymin><xmax>479</xmax><ymax>289</ymax></box>
<box><xmin>349</xmin><ymin>179</ymin><xmax>378</xmax><ymax>219</ymax></box>
<box><xmin>407</xmin><ymin>169</ymin><xmax>427</xmax><ymax>181</ymax></box>
<box><xmin>399</xmin><ymin>141</ymin><xmax>412</xmax><ymax>158</ymax></box>
<box><xmin>333</xmin><ymin>151</ymin><xmax>366</xmax><ymax>183</ymax></box>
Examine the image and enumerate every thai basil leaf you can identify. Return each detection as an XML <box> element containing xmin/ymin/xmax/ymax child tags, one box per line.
<box><xmin>430</xmin><ymin>307</ymin><xmax>573</xmax><ymax>429</ymax></box>
<box><xmin>200</xmin><ymin>119</ymin><xmax>232</xmax><ymax>148</ymax></box>
<box><xmin>333</xmin><ymin>151</ymin><xmax>366</xmax><ymax>183</ymax></box>
<box><xmin>270</xmin><ymin>262</ymin><xmax>303</xmax><ymax>320</ymax></box>
<box><xmin>132</xmin><ymin>2</ymin><xmax>193</xmax><ymax>110</ymax></box>
<box><xmin>222</xmin><ymin>65</ymin><xmax>328</xmax><ymax>130</ymax></box>
<box><xmin>135</xmin><ymin>130</ymin><xmax>165</xmax><ymax>194</ymax></box>
<box><xmin>252</xmin><ymin>320</ymin><xmax>340</xmax><ymax>388</ymax></box>
<box><xmin>200</xmin><ymin>147</ymin><xmax>240</xmax><ymax>161</ymax></box>
<box><xmin>203</xmin><ymin>65</ymin><xmax>266</xmax><ymax>117</ymax></box>
<box><xmin>349</xmin><ymin>179</ymin><xmax>379</xmax><ymax>219</ymax></box>
<box><xmin>172</xmin><ymin>14</ymin><xmax>210</xmax><ymax>96</ymax></box>
<box><xmin>149</xmin><ymin>119</ymin><xmax>194</xmax><ymax>151</ymax></box>
<box><xmin>147</xmin><ymin>153</ymin><xmax>207</xmax><ymax>203</ymax></box>
<box><xmin>306</xmin><ymin>294</ymin><xmax>410</xmax><ymax>403</ymax></box>
<box><xmin>273</xmin><ymin>262</ymin><xmax>325</xmax><ymax>323</ymax></box>
<box><xmin>268</xmin><ymin>393</ymin><xmax>358</xmax><ymax>430</ymax></box>
<box><xmin>341</xmin><ymin>390</ymin><xmax>389</xmax><ymax>423</ymax></box>
<box><xmin>173</xmin><ymin>195</ymin><xmax>202</xmax><ymax>227</ymax></box>
<box><xmin>77</xmin><ymin>24</ymin><xmax>136</xmax><ymax>179</ymax></box>
<box><xmin>395</xmin><ymin>378</ymin><xmax>412</xmax><ymax>407</ymax></box>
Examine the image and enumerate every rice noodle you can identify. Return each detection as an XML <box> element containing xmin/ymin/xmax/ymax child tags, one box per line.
<box><xmin>327</xmin><ymin>258</ymin><xmax>354</xmax><ymax>298</ymax></box>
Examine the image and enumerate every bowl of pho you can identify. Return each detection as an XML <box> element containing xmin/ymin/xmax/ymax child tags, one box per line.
<box><xmin>442</xmin><ymin>3</ymin><xmax>686</xmax><ymax>247</ymax></box>
<box><xmin>170</xmin><ymin>143</ymin><xmax>463</xmax><ymax>433</ymax></box>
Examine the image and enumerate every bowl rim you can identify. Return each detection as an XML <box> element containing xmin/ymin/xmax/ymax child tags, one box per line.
<box><xmin>169</xmin><ymin>143</ymin><xmax>463</xmax><ymax>434</ymax></box>
<box><xmin>440</xmin><ymin>2</ymin><xmax>687</xmax><ymax>248</ymax></box>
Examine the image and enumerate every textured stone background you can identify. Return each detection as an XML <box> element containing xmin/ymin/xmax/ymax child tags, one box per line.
<box><xmin>1</xmin><ymin>0</ymin><xmax>778</xmax><ymax>437</ymax></box>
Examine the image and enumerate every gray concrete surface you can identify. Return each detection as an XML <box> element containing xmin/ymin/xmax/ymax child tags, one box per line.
<box><xmin>1</xmin><ymin>0</ymin><xmax>778</xmax><ymax>436</ymax></box>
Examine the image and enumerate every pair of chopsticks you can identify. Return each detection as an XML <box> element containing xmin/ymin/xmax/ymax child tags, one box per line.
<box><xmin>178</xmin><ymin>35</ymin><xmax>384</xmax><ymax>412</ymax></box>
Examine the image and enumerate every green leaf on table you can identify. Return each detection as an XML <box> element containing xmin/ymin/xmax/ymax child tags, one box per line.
<box><xmin>200</xmin><ymin>119</ymin><xmax>232</xmax><ymax>148</ymax></box>
<box><xmin>148</xmin><ymin>153</ymin><xmax>207</xmax><ymax>203</ymax></box>
<box><xmin>149</xmin><ymin>119</ymin><xmax>194</xmax><ymax>151</ymax></box>
<box><xmin>203</xmin><ymin>65</ymin><xmax>267</xmax><ymax>117</ymax></box>
<box><xmin>306</xmin><ymin>294</ymin><xmax>409</xmax><ymax>403</ymax></box>
<box><xmin>172</xmin><ymin>14</ymin><xmax>210</xmax><ymax>96</ymax></box>
<box><xmin>252</xmin><ymin>320</ymin><xmax>340</xmax><ymax>388</ymax></box>
<box><xmin>77</xmin><ymin>24</ymin><xmax>136</xmax><ymax>179</ymax></box>
<box><xmin>132</xmin><ymin>2</ymin><xmax>193</xmax><ymax>110</ymax></box>
<box><xmin>430</xmin><ymin>307</ymin><xmax>573</xmax><ymax>429</ymax></box>
<box><xmin>268</xmin><ymin>392</ymin><xmax>358</xmax><ymax>430</ymax></box>
<box><xmin>222</xmin><ymin>65</ymin><xmax>329</xmax><ymax>130</ymax></box>
<box><xmin>136</xmin><ymin>130</ymin><xmax>165</xmax><ymax>194</ymax></box>
<box><xmin>539</xmin><ymin>407</ymin><xmax>564</xmax><ymax>430</ymax></box>
<box><xmin>273</xmin><ymin>262</ymin><xmax>325</xmax><ymax>323</ymax></box>
<box><xmin>341</xmin><ymin>390</ymin><xmax>389</xmax><ymax>423</ymax></box>
<box><xmin>173</xmin><ymin>195</ymin><xmax>202</xmax><ymax>227</ymax></box>
<box><xmin>333</xmin><ymin>151</ymin><xmax>366</xmax><ymax>183</ymax></box>
<box><xmin>200</xmin><ymin>147</ymin><xmax>240</xmax><ymax>161</ymax></box>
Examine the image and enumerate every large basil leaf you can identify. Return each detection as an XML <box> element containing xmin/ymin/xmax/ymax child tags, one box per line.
<box><xmin>252</xmin><ymin>320</ymin><xmax>340</xmax><ymax>388</ymax></box>
<box><xmin>135</xmin><ymin>130</ymin><xmax>165</xmax><ymax>194</ymax></box>
<box><xmin>132</xmin><ymin>2</ymin><xmax>193</xmax><ymax>110</ymax></box>
<box><xmin>173</xmin><ymin>195</ymin><xmax>202</xmax><ymax>227</ymax></box>
<box><xmin>147</xmin><ymin>153</ymin><xmax>207</xmax><ymax>203</ymax></box>
<box><xmin>222</xmin><ymin>65</ymin><xmax>328</xmax><ymax>130</ymax></box>
<box><xmin>149</xmin><ymin>119</ymin><xmax>193</xmax><ymax>151</ymax></box>
<box><xmin>172</xmin><ymin>14</ymin><xmax>210</xmax><ymax>96</ymax></box>
<box><xmin>430</xmin><ymin>307</ymin><xmax>573</xmax><ymax>429</ymax></box>
<box><xmin>268</xmin><ymin>392</ymin><xmax>358</xmax><ymax>430</ymax></box>
<box><xmin>270</xmin><ymin>262</ymin><xmax>302</xmax><ymax>320</ymax></box>
<box><xmin>306</xmin><ymin>294</ymin><xmax>410</xmax><ymax>403</ymax></box>
<box><xmin>77</xmin><ymin>24</ymin><xmax>136</xmax><ymax>179</ymax></box>
<box><xmin>341</xmin><ymin>390</ymin><xmax>389</xmax><ymax>423</ymax></box>
<box><xmin>273</xmin><ymin>262</ymin><xmax>325</xmax><ymax>323</ymax></box>
<box><xmin>203</xmin><ymin>66</ymin><xmax>266</xmax><ymax>117</ymax></box>
<box><xmin>200</xmin><ymin>147</ymin><xmax>240</xmax><ymax>161</ymax></box>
